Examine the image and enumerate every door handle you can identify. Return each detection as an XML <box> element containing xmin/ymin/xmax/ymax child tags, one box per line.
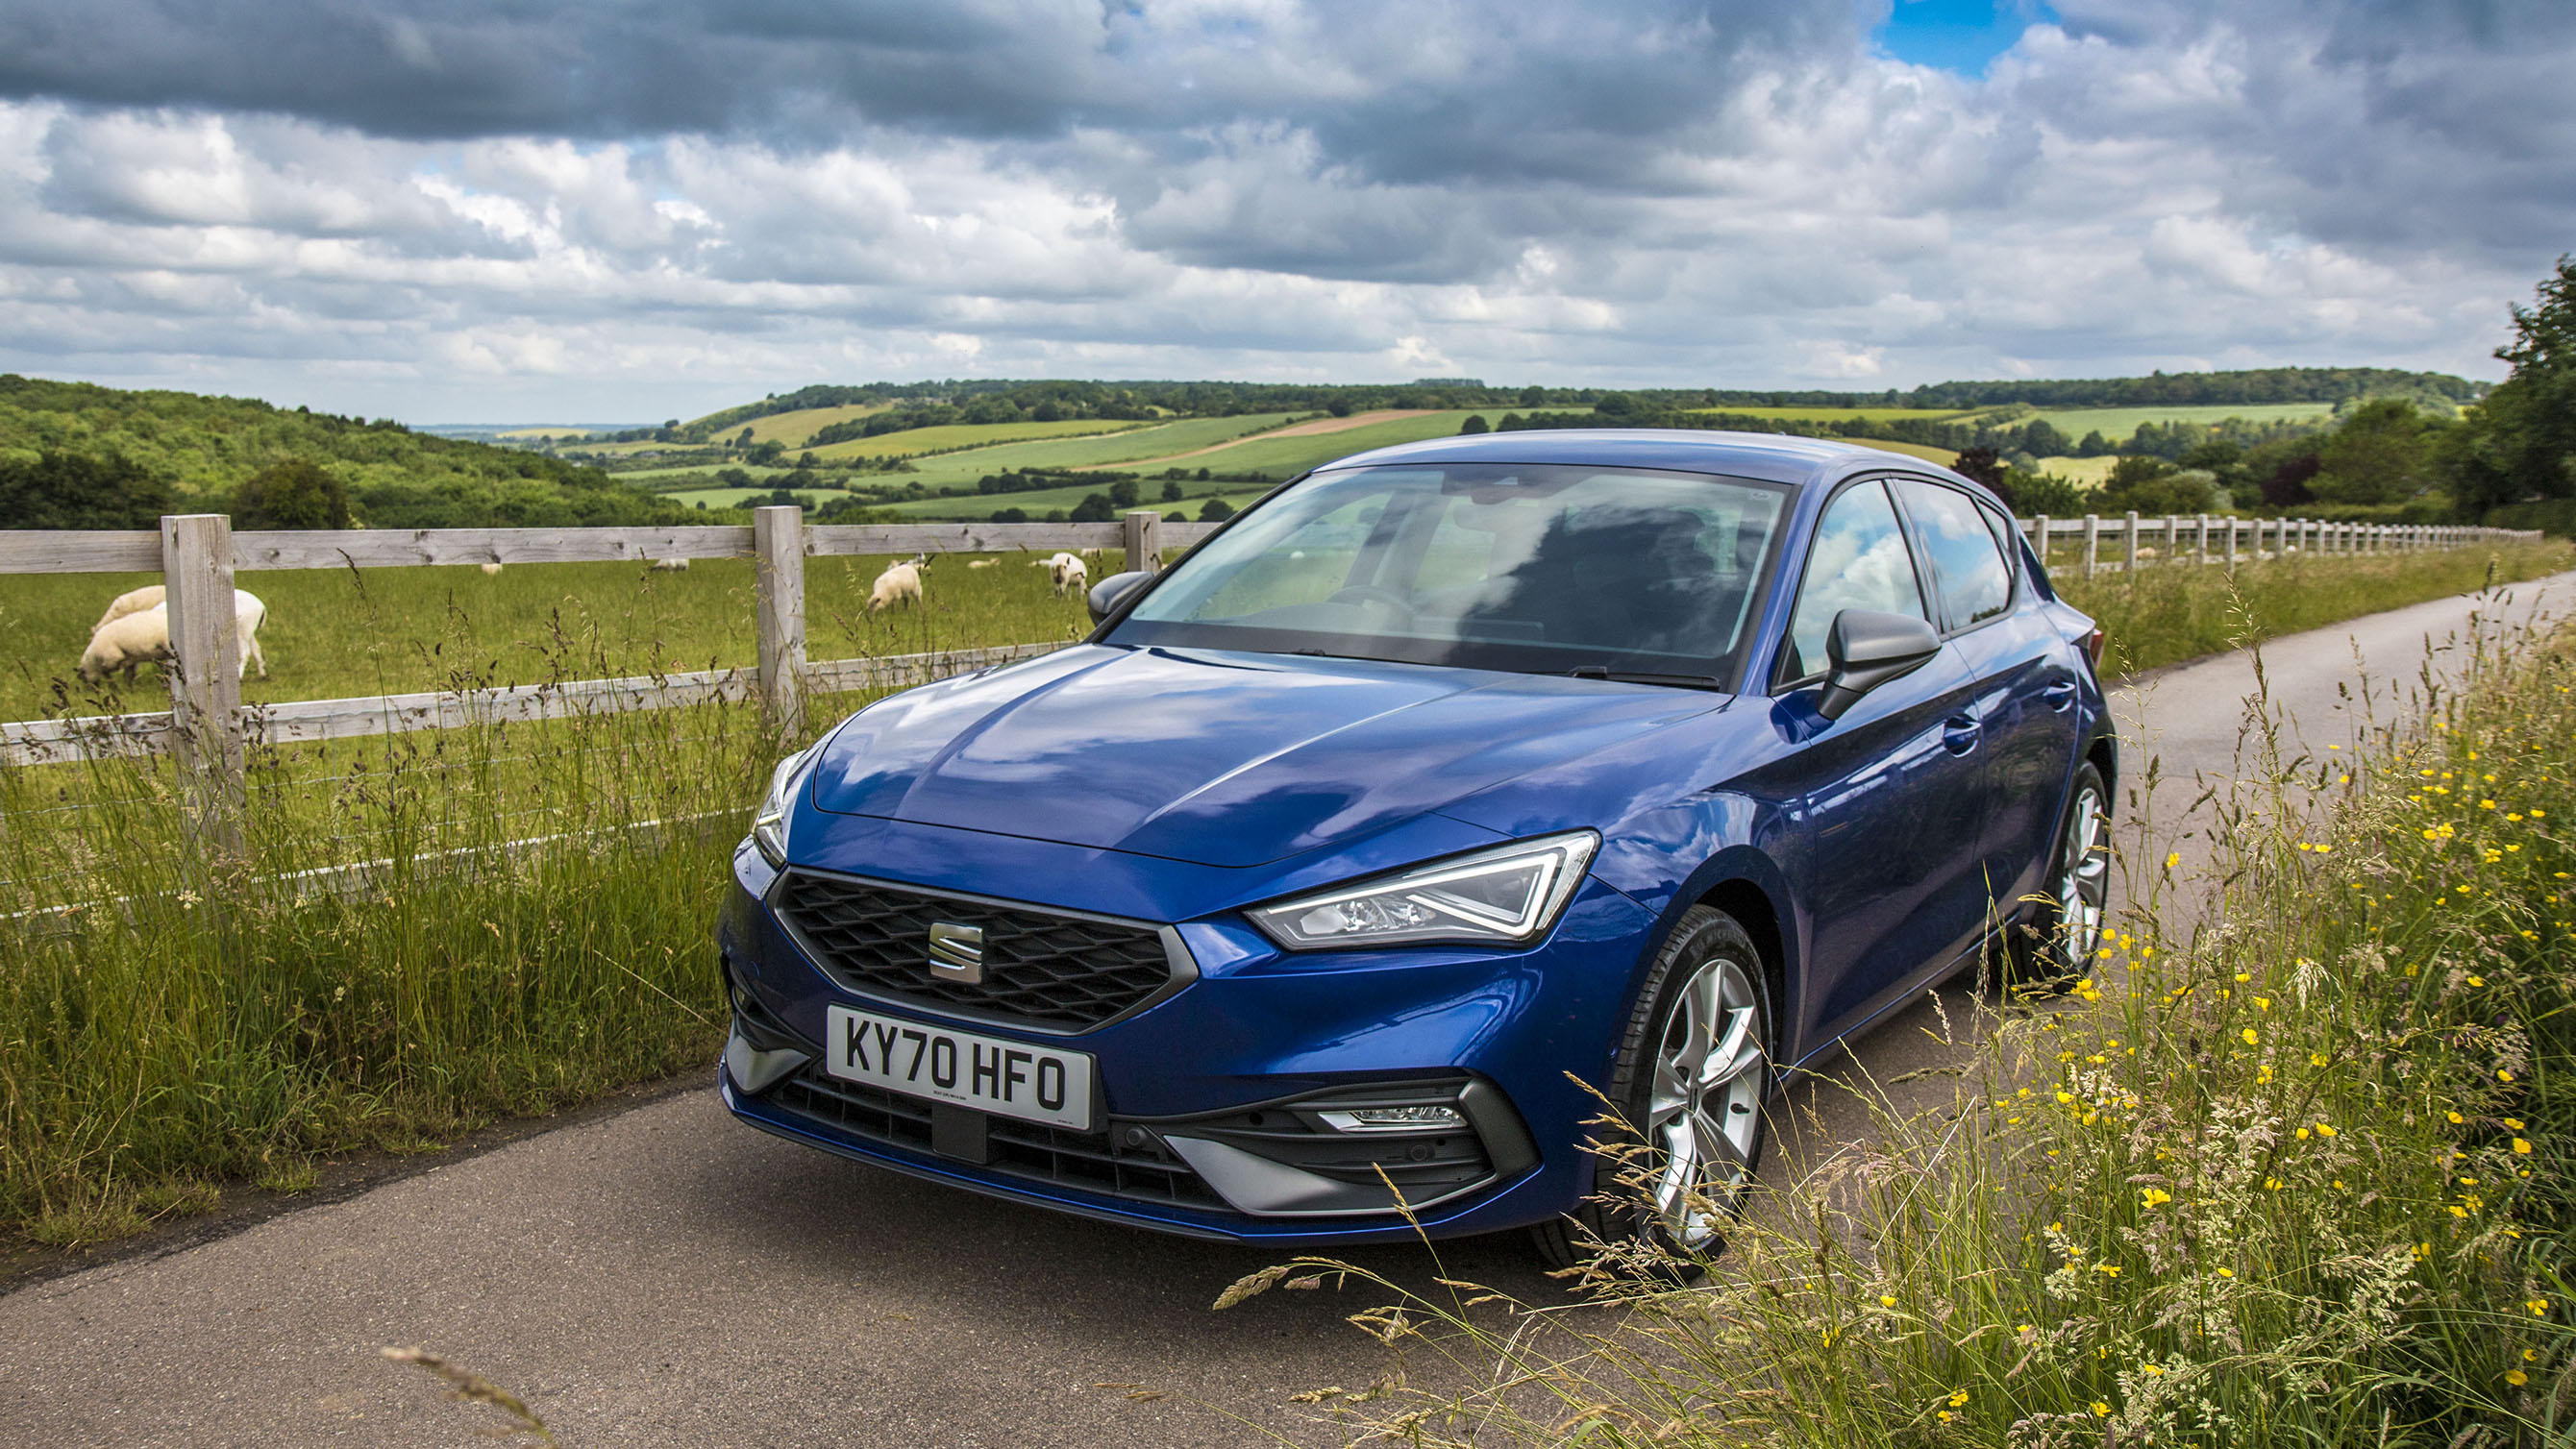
<box><xmin>1942</xmin><ymin>715</ymin><xmax>1980</xmax><ymax>754</ymax></box>
<box><xmin>2042</xmin><ymin>680</ymin><xmax>2077</xmax><ymax>712</ymax></box>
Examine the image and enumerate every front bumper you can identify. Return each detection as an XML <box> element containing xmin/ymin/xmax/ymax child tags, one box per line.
<box><xmin>716</xmin><ymin>824</ymin><xmax>1655</xmax><ymax>1246</ymax></box>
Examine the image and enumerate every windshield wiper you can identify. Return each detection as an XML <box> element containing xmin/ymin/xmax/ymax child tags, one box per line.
<box><xmin>1563</xmin><ymin>665</ymin><xmax>1729</xmax><ymax>692</ymax></box>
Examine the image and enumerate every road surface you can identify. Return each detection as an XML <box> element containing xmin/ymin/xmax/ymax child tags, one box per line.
<box><xmin>3</xmin><ymin>572</ymin><xmax>2568</xmax><ymax>1448</ymax></box>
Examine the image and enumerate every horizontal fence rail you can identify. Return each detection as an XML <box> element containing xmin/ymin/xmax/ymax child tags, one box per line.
<box><xmin>0</xmin><ymin>642</ymin><xmax>1065</xmax><ymax>768</ymax></box>
<box><xmin>0</xmin><ymin>518</ymin><xmax>1219</xmax><ymax>576</ymax></box>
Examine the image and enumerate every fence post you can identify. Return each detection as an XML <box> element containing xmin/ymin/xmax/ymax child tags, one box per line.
<box><xmin>2083</xmin><ymin>515</ymin><xmax>2100</xmax><ymax>578</ymax></box>
<box><xmin>161</xmin><ymin>513</ymin><xmax>245</xmax><ymax>859</ymax></box>
<box><xmin>2166</xmin><ymin>514</ymin><xmax>2179</xmax><ymax>563</ymax></box>
<box><xmin>1123</xmin><ymin>509</ymin><xmax>1164</xmax><ymax>577</ymax></box>
<box><xmin>754</xmin><ymin>505</ymin><xmax>805</xmax><ymax>738</ymax></box>
<box><xmin>2124</xmin><ymin>511</ymin><xmax>2140</xmax><ymax>573</ymax></box>
<box><xmin>2033</xmin><ymin>515</ymin><xmax>2049</xmax><ymax>567</ymax></box>
<box><xmin>2224</xmin><ymin>517</ymin><xmax>2239</xmax><ymax>569</ymax></box>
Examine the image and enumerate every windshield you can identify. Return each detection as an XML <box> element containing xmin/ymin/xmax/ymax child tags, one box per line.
<box><xmin>1108</xmin><ymin>463</ymin><xmax>1792</xmax><ymax>685</ymax></box>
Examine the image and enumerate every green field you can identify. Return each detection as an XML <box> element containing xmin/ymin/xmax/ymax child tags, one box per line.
<box><xmin>803</xmin><ymin>418</ymin><xmax>1150</xmax><ymax>463</ymax></box>
<box><xmin>877</xmin><ymin>479</ymin><xmax>1276</xmax><ymax>522</ymax></box>
<box><xmin>1685</xmin><ymin>405</ymin><xmax>1985</xmax><ymax>425</ymax></box>
<box><xmin>2036</xmin><ymin>454</ymin><xmax>2119</xmax><ymax>483</ymax></box>
<box><xmin>1842</xmin><ymin>437</ymin><xmax>1960</xmax><ymax>465</ymax></box>
<box><xmin>0</xmin><ymin>554</ymin><xmax>1099</xmax><ymax>722</ymax></box>
<box><xmin>1103</xmin><ymin>409</ymin><xmax>1487</xmax><ymax>480</ymax></box>
<box><xmin>2029</xmin><ymin>402</ymin><xmax>2333</xmax><ymax>439</ymax></box>
<box><xmin>729</xmin><ymin>403</ymin><xmax>891</xmax><ymax>449</ymax></box>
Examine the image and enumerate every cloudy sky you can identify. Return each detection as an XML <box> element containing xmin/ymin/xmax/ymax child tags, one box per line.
<box><xmin>1</xmin><ymin>0</ymin><xmax>2569</xmax><ymax>423</ymax></box>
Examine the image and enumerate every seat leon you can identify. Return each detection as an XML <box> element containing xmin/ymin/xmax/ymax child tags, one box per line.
<box><xmin>717</xmin><ymin>429</ymin><xmax>2115</xmax><ymax>1259</ymax></box>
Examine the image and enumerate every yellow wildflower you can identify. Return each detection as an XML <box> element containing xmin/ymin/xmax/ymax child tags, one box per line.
<box><xmin>2509</xmin><ymin>1369</ymin><xmax>2530</xmax><ymax>1387</ymax></box>
<box><xmin>2515</xmin><ymin>1139</ymin><xmax>2533</xmax><ymax>1155</ymax></box>
<box><xmin>2316</xmin><ymin>1122</ymin><xmax>2337</xmax><ymax>1138</ymax></box>
<box><xmin>2242</xmin><ymin>1027</ymin><xmax>2259</xmax><ymax>1044</ymax></box>
<box><xmin>2216</xmin><ymin>1266</ymin><xmax>2234</xmax><ymax>1278</ymax></box>
<box><xmin>1948</xmin><ymin>1389</ymin><xmax>1969</xmax><ymax>1407</ymax></box>
<box><xmin>2141</xmin><ymin>1188</ymin><xmax>2171</xmax><ymax>1210</ymax></box>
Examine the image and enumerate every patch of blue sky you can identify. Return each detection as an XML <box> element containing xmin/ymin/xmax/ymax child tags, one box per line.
<box><xmin>1874</xmin><ymin>0</ymin><xmax>2058</xmax><ymax>76</ymax></box>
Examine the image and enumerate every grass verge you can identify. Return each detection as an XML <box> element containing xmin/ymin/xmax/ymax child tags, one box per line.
<box><xmin>2058</xmin><ymin>538</ymin><xmax>2572</xmax><ymax>678</ymax></box>
<box><xmin>1242</xmin><ymin>592</ymin><xmax>2576</xmax><ymax>1443</ymax></box>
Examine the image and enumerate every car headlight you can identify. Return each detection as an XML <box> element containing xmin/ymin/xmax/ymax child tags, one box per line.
<box><xmin>751</xmin><ymin>746</ymin><xmax>818</xmax><ymax>869</ymax></box>
<box><xmin>1247</xmin><ymin>831</ymin><xmax>1599</xmax><ymax>951</ymax></box>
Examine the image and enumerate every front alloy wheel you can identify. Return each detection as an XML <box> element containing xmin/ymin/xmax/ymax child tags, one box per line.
<box><xmin>1533</xmin><ymin>905</ymin><xmax>1771</xmax><ymax>1269</ymax></box>
<box><xmin>1643</xmin><ymin>952</ymin><xmax>1767</xmax><ymax>1249</ymax></box>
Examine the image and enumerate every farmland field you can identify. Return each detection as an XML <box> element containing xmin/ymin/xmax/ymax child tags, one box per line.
<box><xmin>2028</xmin><ymin>402</ymin><xmax>2334</xmax><ymax>439</ymax></box>
<box><xmin>880</xmin><ymin>412</ymin><xmax>1304</xmax><ymax>488</ymax></box>
<box><xmin>2036</xmin><ymin>454</ymin><xmax>2119</xmax><ymax>483</ymax></box>
<box><xmin>876</xmin><ymin>479</ymin><xmax>1277</xmax><ymax>521</ymax></box>
<box><xmin>1089</xmin><ymin>408</ymin><xmax>1487</xmax><ymax>480</ymax></box>
<box><xmin>802</xmin><ymin>418</ymin><xmax>1150</xmax><ymax>463</ymax></box>
<box><xmin>1684</xmin><ymin>405</ymin><xmax>1984</xmax><ymax>424</ymax></box>
<box><xmin>722</xmin><ymin>403</ymin><xmax>892</xmax><ymax>449</ymax></box>
<box><xmin>1840</xmin><ymin>437</ymin><xmax>1959</xmax><ymax>465</ymax></box>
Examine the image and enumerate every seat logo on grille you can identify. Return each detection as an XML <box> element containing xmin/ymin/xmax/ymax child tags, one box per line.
<box><xmin>927</xmin><ymin>921</ymin><xmax>985</xmax><ymax>983</ymax></box>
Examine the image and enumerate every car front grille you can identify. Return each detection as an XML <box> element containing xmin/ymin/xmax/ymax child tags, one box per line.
<box><xmin>770</xmin><ymin>1067</ymin><xmax>1229</xmax><ymax>1213</ymax></box>
<box><xmin>772</xmin><ymin>872</ymin><xmax>1182</xmax><ymax>1032</ymax></box>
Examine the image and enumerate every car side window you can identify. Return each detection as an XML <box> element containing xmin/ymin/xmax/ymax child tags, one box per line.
<box><xmin>1778</xmin><ymin>479</ymin><xmax>1927</xmax><ymax>685</ymax></box>
<box><xmin>1894</xmin><ymin>478</ymin><xmax>2012</xmax><ymax>632</ymax></box>
<box><xmin>1976</xmin><ymin>502</ymin><xmax>2020</xmax><ymax>589</ymax></box>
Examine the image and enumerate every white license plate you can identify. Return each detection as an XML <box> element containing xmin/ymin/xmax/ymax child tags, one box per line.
<box><xmin>824</xmin><ymin>1005</ymin><xmax>1096</xmax><ymax>1131</ymax></box>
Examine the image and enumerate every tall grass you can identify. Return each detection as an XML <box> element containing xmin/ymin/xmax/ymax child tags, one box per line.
<box><xmin>0</xmin><ymin>604</ymin><xmax>826</xmax><ymax>1247</ymax></box>
<box><xmin>2057</xmin><ymin>538</ymin><xmax>2571</xmax><ymax>678</ymax></box>
<box><xmin>1241</xmin><ymin>593</ymin><xmax>2576</xmax><ymax>1445</ymax></box>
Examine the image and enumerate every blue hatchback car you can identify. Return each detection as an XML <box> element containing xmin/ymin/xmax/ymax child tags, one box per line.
<box><xmin>718</xmin><ymin>429</ymin><xmax>2114</xmax><ymax>1260</ymax></box>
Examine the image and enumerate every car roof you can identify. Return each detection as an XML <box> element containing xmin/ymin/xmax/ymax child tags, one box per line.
<box><xmin>1316</xmin><ymin>427</ymin><xmax>1999</xmax><ymax>504</ymax></box>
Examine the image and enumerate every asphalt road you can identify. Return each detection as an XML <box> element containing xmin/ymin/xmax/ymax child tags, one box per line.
<box><xmin>5</xmin><ymin>572</ymin><xmax>2570</xmax><ymax>1449</ymax></box>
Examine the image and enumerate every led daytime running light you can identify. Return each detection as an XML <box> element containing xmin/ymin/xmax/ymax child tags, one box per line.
<box><xmin>1248</xmin><ymin>831</ymin><xmax>1598</xmax><ymax>951</ymax></box>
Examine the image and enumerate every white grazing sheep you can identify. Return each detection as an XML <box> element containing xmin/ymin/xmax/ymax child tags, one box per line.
<box><xmin>94</xmin><ymin>584</ymin><xmax>165</xmax><ymax>632</ymax></box>
<box><xmin>1031</xmin><ymin>552</ymin><xmax>1081</xmax><ymax>575</ymax></box>
<box><xmin>77</xmin><ymin>588</ymin><xmax>270</xmax><ymax>682</ymax></box>
<box><xmin>648</xmin><ymin>556</ymin><xmax>690</xmax><ymax>572</ymax></box>
<box><xmin>1052</xmin><ymin>554</ymin><xmax>1088</xmax><ymax>597</ymax></box>
<box><xmin>866</xmin><ymin>557</ymin><xmax>929</xmax><ymax>614</ymax></box>
<box><xmin>480</xmin><ymin>561</ymin><xmax>504</xmax><ymax>576</ymax></box>
<box><xmin>967</xmin><ymin>558</ymin><xmax>999</xmax><ymax>570</ymax></box>
<box><xmin>2136</xmin><ymin>546</ymin><xmax>2160</xmax><ymax>560</ymax></box>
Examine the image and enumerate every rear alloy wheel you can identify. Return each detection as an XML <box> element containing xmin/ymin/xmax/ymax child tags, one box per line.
<box><xmin>2008</xmin><ymin>761</ymin><xmax>2111</xmax><ymax>991</ymax></box>
<box><xmin>1533</xmin><ymin>906</ymin><xmax>1771</xmax><ymax>1269</ymax></box>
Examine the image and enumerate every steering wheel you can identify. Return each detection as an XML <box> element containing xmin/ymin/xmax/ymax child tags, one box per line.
<box><xmin>1326</xmin><ymin>585</ymin><xmax>1415</xmax><ymax>623</ymax></box>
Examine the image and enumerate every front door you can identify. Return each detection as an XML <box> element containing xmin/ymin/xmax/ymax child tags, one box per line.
<box><xmin>1772</xmin><ymin>479</ymin><xmax>1993</xmax><ymax>1051</ymax></box>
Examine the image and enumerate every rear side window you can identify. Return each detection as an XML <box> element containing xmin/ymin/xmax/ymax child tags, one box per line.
<box><xmin>1779</xmin><ymin>479</ymin><xmax>1927</xmax><ymax>683</ymax></box>
<box><xmin>1895</xmin><ymin>478</ymin><xmax>2011</xmax><ymax>632</ymax></box>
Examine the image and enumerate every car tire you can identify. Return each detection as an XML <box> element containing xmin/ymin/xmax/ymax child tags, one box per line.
<box><xmin>2003</xmin><ymin>760</ymin><xmax>2112</xmax><ymax>994</ymax></box>
<box><xmin>1531</xmin><ymin>904</ymin><xmax>1773</xmax><ymax>1271</ymax></box>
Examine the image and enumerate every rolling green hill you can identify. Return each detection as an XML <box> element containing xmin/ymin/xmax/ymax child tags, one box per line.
<box><xmin>0</xmin><ymin>374</ymin><xmax>686</xmax><ymax>529</ymax></box>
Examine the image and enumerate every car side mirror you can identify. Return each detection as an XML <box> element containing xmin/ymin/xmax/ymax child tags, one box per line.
<box><xmin>1087</xmin><ymin>570</ymin><xmax>1152</xmax><ymax>625</ymax></box>
<box><xmin>1816</xmin><ymin>609</ymin><xmax>1942</xmax><ymax>722</ymax></box>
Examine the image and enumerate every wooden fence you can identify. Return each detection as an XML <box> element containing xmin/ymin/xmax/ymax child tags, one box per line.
<box><xmin>0</xmin><ymin>508</ymin><xmax>1207</xmax><ymax>849</ymax></box>
<box><xmin>0</xmin><ymin>505</ymin><xmax>2542</xmax><ymax>852</ymax></box>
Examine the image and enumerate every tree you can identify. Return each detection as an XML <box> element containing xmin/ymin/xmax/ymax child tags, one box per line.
<box><xmin>2449</xmin><ymin>255</ymin><xmax>2576</xmax><ymax>513</ymax></box>
<box><xmin>0</xmin><ymin>450</ymin><xmax>173</xmax><ymax>528</ymax></box>
<box><xmin>1198</xmin><ymin>498</ymin><xmax>1235</xmax><ymax>523</ymax></box>
<box><xmin>2310</xmin><ymin>399</ymin><xmax>2440</xmax><ymax>505</ymax></box>
<box><xmin>2075</xmin><ymin>430</ymin><xmax>2114</xmax><ymax>457</ymax></box>
<box><xmin>1160</xmin><ymin>479</ymin><xmax>1185</xmax><ymax>502</ymax></box>
<box><xmin>2019</xmin><ymin>419</ymin><xmax>2068</xmax><ymax>458</ymax></box>
<box><xmin>1070</xmin><ymin>492</ymin><xmax>1116</xmax><ymax>523</ymax></box>
<box><xmin>2098</xmin><ymin>456</ymin><xmax>2216</xmax><ymax>515</ymax></box>
<box><xmin>1459</xmin><ymin>414</ymin><xmax>1490</xmax><ymax>434</ymax></box>
<box><xmin>1107</xmin><ymin>479</ymin><xmax>1141</xmax><ymax>508</ymax></box>
<box><xmin>1951</xmin><ymin>447</ymin><xmax>2008</xmax><ymax>495</ymax></box>
<box><xmin>232</xmin><ymin>458</ymin><xmax>352</xmax><ymax>528</ymax></box>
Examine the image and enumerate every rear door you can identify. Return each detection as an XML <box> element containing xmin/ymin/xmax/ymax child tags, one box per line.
<box><xmin>1888</xmin><ymin>479</ymin><xmax>2084</xmax><ymax>925</ymax></box>
<box><xmin>1773</xmin><ymin>478</ymin><xmax>1993</xmax><ymax>1052</ymax></box>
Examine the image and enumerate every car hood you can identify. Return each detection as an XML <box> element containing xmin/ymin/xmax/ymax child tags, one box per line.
<box><xmin>807</xmin><ymin>644</ymin><xmax>1724</xmax><ymax>869</ymax></box>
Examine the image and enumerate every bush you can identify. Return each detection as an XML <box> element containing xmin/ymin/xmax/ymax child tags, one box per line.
<box><xmin>2100</xmin><ymin>457</ymin><xmax>2217</xmax><ymax>515</ymax></box>
<box><xmin>1198</xmin><ymin>498</ymin><xmax>1235</xmax><ymax>523</ymax></box>
<box><xmin>1460</xmin><ymin>414</ymin><xmax>1490</xmax><ymax>434</ymax></box>
<box><xmin>1069</xmin><ymin>494</ymin><xmax>1115</xmax><ymax>523</ymax></box>
<box><xmin>230</xmin><ymin>458</ymin><xmax>352</xmax><ymax>529</ymax></box>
